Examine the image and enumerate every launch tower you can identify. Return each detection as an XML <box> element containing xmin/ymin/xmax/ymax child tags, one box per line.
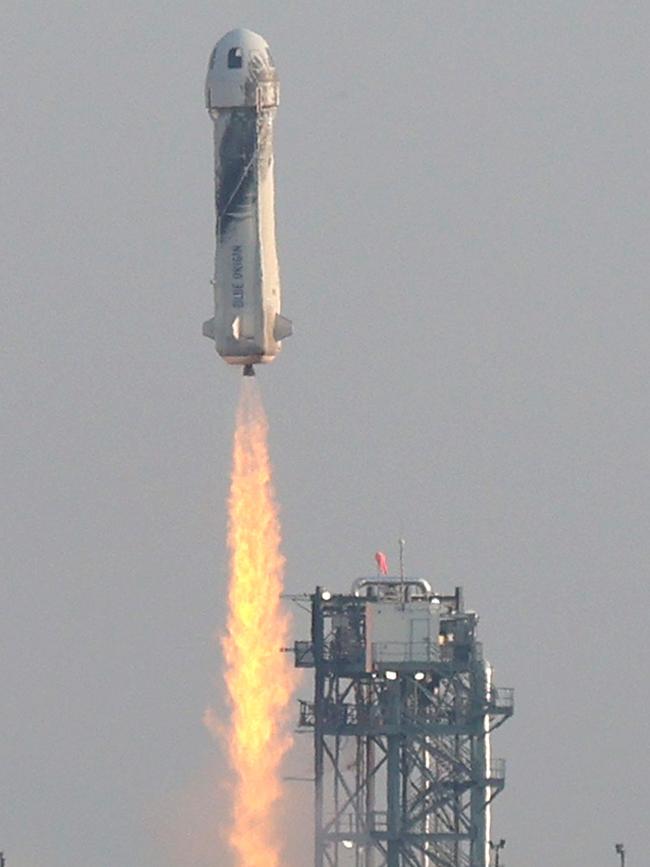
<box><xmin>293</xmin><ymin>578</ymin><xmax>513</xmax><ymax>867</ymax></box>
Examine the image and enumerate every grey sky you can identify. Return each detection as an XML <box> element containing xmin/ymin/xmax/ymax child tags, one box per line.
<box><xmin>2</xmin><ymin>2</ymin><xmax>649</xmax><ymax>865</ymax></box>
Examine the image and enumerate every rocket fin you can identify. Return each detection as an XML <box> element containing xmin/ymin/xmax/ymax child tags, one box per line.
<box><xmin>273</xmin><ymin>313</ymin><xmax>293</xmax><ymax>341</ymax></box>
<box><xmin>202</xmin><ymin>317</ymin><xmax>215</xmax><ymax>340</ymax></box>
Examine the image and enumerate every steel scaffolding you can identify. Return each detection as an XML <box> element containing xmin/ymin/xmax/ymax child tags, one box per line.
<box><xmin>292</xmin><ymin>579</ymin><xmax>513</xmax><ymax>867</ymax></box>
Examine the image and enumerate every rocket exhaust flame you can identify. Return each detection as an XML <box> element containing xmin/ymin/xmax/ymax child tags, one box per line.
<box><xmin>205</xmin><ymin>380</ymin><xmax>295</xmax><ymax>867</ymax></box>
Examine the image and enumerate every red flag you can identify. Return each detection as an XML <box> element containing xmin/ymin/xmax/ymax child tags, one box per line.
<box><xmin>375</xmin><ymin>551</ymin><xmax>388</xmax><ymax>576</ymax></box>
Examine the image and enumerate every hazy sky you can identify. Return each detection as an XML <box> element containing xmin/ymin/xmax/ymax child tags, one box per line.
<box><xmin>2</xmin><ymin>2</ymin><xmax>649</xmax><ymax>866</ymax></box>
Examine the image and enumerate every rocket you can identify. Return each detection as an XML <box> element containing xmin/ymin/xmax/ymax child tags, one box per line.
<box><xmin>203</xmin><ymin>29</ymin><xmax>292</xmax><ymax>376</ymax></box>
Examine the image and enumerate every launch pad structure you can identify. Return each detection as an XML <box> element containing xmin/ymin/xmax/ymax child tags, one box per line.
<box><xmin>291</xmin><ymin>578</ymin><xmax>513</xmax><ymax>867</ymax></box>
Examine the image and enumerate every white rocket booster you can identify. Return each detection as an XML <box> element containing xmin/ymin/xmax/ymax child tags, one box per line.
<box><xmin>203</xmin><ymin>29</ymin><xmax>291</xmax><ymax>376</ymax></box>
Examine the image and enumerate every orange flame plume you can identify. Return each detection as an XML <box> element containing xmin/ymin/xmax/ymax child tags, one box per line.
<box><xmin>206</xmin><ymin>380</ymin><xmax>295</xmax><ymax>867</ymax></box>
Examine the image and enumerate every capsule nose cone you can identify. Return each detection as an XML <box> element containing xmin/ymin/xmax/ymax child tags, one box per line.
<box><xmin>206</xmin><ymin>28</ymin><xmax>277</xmax><ymax>110</ymax></box>
<box><xmin>220</xmin><ymin>28</ymin><xmax>269</xmax><ymax>49</ymax></box>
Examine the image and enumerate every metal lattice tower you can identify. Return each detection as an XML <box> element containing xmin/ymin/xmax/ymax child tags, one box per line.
<box><xmin>292</xmin><ymin>578</ymin><xmax>513</xmax><ymax>867</ymax></box>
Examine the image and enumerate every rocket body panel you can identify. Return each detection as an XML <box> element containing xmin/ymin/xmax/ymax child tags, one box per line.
<box><xmin>203</xmin><ymin>29</ymin><xmax>289</xmax><ymax>370</ymax></box>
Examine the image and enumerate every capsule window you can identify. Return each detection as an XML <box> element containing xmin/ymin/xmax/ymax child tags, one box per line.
<box><xmin>228</xmin><ymin>47</ymin><xmax>243</xmax><ymax>69</ymax></box>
